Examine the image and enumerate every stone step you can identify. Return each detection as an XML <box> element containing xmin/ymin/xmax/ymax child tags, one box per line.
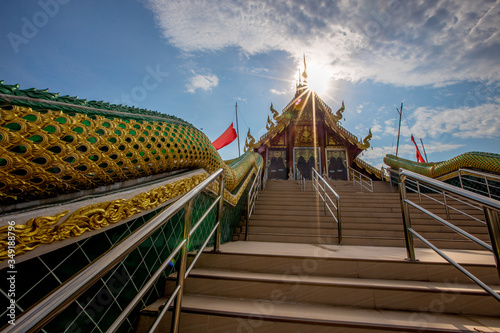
<box><xmin>138</xmin><ymin>295</ymin><xmax>500</xmax><ymax>333</ymax></box>
<box><xmin>194</xmin><ymin>245</ymin><xmax>499</xmax><ymax>285</ymax></box>
<box><xmin>239</xmin><ymin>233</ymin><xmax>489</xmax><ymax>250</ymax></box>
<box><xmin>174</xmin><ymin>268</ymin><xmax>500</xmax><ymax>316</ymax></box>
<box><xmin>246</xmin><ymin>218</ymin><xmax>488</xmax><ymax>233</ymax></box>
<box><xmin>249</xmin><ymin>217</ymin><xmax>488</xmax><ymax>232</ymax></box>
<box><xmin>244</xmin><ymin>226</ymin><xmax>491</xmax><ymax>241</ymax></box>
<box><xmin>251</xmin><ymin>210</ymin><xmax>483</xmax><ymax>223</ymax></box>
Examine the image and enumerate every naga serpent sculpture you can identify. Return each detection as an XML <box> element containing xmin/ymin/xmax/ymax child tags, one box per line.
<box><xmin>0</xmin><ymin>81</ymin><xmax>262</xmax><ymax>204</ymax></box>
<box><xmin>0</xmin><ymin>81</ymin><xmax>263</xmax><ymax>260</ymax></box>
<box><xmin>384</xmin><ymin>151</ymin><xmax>500</xmax><ymax>178</ymax></box>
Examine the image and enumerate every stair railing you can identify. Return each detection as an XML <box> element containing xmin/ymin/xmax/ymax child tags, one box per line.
<box><xmin>296</xmin><ymin>167</ymin><xmax>305</xmax><ymax>191</ymax></box>
<box><xmin>348</xmin><ymin>167</ymin><xmax>373</xmax><ymax>192</ymax></box>
<box><xmin>246</xmin><ymin>166</ymin><xmax>262</xmax><ymax>240</ymax></box>
<box><xmin>311</xmin><ymin>168</ymin><xmax>342</xmax><ymax>244</ymax></box>
<box><xmin>3</xmin><ymin>169</ymin><xmax>226</xmax><ymax>333</ymax></box>
<box><xmin>398</xmin><ymin>169</ymin><xmax>500</xmax><ymax>302</ymax></box>
<box><xmin>262</xmin><ymin>165</ymin><xmax>268</xmax><ymax>190</ymax></box>
<box><xmin>458</xmin><ymin>168</ymin><xmax>500</xmax><ymax>201</ymax></box>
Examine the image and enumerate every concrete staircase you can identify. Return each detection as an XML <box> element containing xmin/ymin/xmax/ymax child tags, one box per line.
<box><xmin>137</xmin><ymin>180</ymin><xmax>500</xmax><ymax>332</ymax></box>
<box><xmin>237</xmin><ymin>180</ymin><xmax>491</xmax><ymax>250</ymax></box>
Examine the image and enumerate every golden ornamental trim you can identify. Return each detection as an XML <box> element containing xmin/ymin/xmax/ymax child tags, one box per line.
<box><xmin>357</xmin><ymin>128</ymin><xmax>372</xmax><ymax>150</ymax></box>
<box><xmin>270</xmin><ymin>103</ymin><xmax>280</xmax><ymax>121</ymax></box>
<box><xmin>0</xmin><ymin>173</ymin><xmax>207</xmax><ymax>261</ymax></box>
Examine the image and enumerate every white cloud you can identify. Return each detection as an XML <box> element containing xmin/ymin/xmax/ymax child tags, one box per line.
<box><xmin>371</xmin><ymin>124</ymin><xmax>383</xmax><ymax>133</ymax></box>
<box><xmin>236</xmin><ymin>66</ymin><xmax>269</xmax><ymax>75</ymax></box>
<box><xmin>356</xmin><ymin>104</ymin><xmax>364</xmax><ymax>114</ymax></box>
<box><xmin>411</xmin><ymin>103</ymin><xmax>500</xmax><ymax>139</ymax></box>
<box><xmin>270</xmin><ymin>88</ymin><xmax>288</xmax><ymax>95</ymax></box>
<box><xmin>145</xmin><ymin>0</ymin><xmax>500</xmax><ymax>87</ymax></box>
<box><xmin>186</xmin><ymin>74</ymin><xmax>219</xmax><ymax>93</ymax></box>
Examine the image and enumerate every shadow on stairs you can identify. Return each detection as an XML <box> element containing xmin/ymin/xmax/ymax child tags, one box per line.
<box><xmin>137</xmin><ymin>180</ymin><xmax>500</xmax><ymax>332</ymax></box>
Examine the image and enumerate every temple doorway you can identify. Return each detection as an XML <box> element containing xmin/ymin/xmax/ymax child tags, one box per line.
<box><xmin>293</xmin><ymin>148</ymin><xmax>321</xmax><ymax>180</ymax></box>
<box><xmin>326</xmin><ymin>148</ymin><xmax>347</xmax><ymax>180</ymax></box>
<box><xmin>266</xmin><ymin>148</ymin><xmax>288</xmax><ymax>180</ymax></box>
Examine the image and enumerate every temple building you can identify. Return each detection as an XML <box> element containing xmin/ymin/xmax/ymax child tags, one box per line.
<box><xmin>245</xmin><ymin>62</ymin><xmax>382</xmax><ymax>181</ymax></box>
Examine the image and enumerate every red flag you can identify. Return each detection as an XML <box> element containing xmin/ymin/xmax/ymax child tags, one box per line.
<box><xmin>213</xmin><ymin>123</ymin><xmax>237</xmax><ymax>150</ymax></box>
<box><xmin>411</xmin><ymin>135</ymin><xmax>425</xmax><ymax>163</ymax></box>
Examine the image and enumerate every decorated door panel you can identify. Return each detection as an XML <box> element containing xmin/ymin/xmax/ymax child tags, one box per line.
<box><xmin>294</xmin><ymin>148</ymin><xmax>321</xmax><ymax>180</ymax></box>
<box><xmin>326</xmin><ymin>149</ymin><xmax>347</xmax><ymax>180</ymax></box>
<box><xmin>267</xmin><ymin>148</ymin><xmax>288</xmax><ymax>180</ymax></box>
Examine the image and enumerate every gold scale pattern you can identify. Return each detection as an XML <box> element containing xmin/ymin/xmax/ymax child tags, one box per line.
<box><xmin>0</xmin><ymin>105</ymin><xmax>232</xmax><ymax>202</ymax></box>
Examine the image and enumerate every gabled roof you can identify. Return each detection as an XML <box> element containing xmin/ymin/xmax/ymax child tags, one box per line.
<box><xmin>247</xmin><ymin>85</ymin><xmax>372</xmax><ymax>154</ymax></box>
<box><xmin>353</xmin><ymin>157</ymin><xmax>384</xmax><ymax>180</ymax></box>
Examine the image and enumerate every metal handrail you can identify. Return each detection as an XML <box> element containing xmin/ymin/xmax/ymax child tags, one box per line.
<box><xmin>458</xmin><ymin>168</ymin><xmax>500</xmax><ymax>200</ymax></box>
<box><xmin>262</xmin><ymin>165</ymin><xmax>268</xmax><ymax>190</ymax></box>
<box><xmin>245</xmin><ymin>166</ymin><xmax>262</xmax><ymax>240</ymax></box>
<box><xmin>398</xmin><ymin>169</ymin><xmax>500</xmax><ymax>302</ymax></box>
<box><xmin>3</xmin><ymin>169</ymin><xmax>226</xmax><ymax>333</ymax></box>
<box><xmin>296</xmin><ymin>168</ymin><xmax>305</xmax><ymax>191</ymax></box>
<box><xmin>311</xmin><ymin>168</ymin><xmax>342</xmax><ymax>244</ymax></box>
<box><xmin>405</xmin><ymin>178</ymin><xmax>485</xmax><ymax>225</ymax></box>
<box><xmin>348</xmin><ymin>167</ymin><xmax>373</xmax><ymax>192</ymax></box>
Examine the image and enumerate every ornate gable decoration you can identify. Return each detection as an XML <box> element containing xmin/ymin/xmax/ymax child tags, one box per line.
<box><xmin>257</xmin><ymin>93</ymin><xmax>371</xmax><ymax>151</ymax></box>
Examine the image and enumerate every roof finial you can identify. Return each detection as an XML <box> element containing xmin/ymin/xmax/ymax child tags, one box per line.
<box><xmin>298</xmin><ymin>69</ymin><xmax>302</xmax><ymax>85</ymax></box>
<box><xmin>302</xmin><ymin>54</ymin><xmax>308</xmax><ymax>82</ymax></box>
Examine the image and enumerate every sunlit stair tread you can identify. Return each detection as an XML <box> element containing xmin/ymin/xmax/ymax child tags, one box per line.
<box><xmin>218</xmin><ymin>241</ymin><xmax>497</xmax><ymax>266</ymax></box>
<box><xmin>141</xmin><ymin>295</ymin><xmax>500</xmax><ymax>332</ymax></box>
<box><xmin>184</xmin><ymin>268</ymin><xmax>500</xmax><ymax>295</ymax></box>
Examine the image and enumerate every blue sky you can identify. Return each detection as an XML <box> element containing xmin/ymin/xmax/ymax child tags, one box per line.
<box><xmin>1</xmin><ymin>0</ymin><xmax>499</xmax><ymax>168</ymax></box>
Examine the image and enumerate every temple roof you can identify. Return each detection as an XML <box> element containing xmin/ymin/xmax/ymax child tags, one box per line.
<box><xmin>246</xmin><ymin>84</ymin><xmax>372</xmax><ymax>155</ymax></box>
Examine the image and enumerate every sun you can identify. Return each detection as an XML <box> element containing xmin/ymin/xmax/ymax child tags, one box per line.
<box><xmin>305</xmin><ymin>66</ymin><xmax>332</xmax><ymax>95</ymax></box>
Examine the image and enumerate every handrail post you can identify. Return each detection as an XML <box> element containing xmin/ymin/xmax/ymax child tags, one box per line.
<box><xmin>483</xmin><ymin>207</ymin><xmax>500</xmax><ymax>279</ymax></box>
<box><xmin>417</xmin><ymin>181</ymin><xmax>422</xmax><ymax>204</ymax></box>
<box><xmin>214</xmin><ymin>174</ymin><xmax>224</xmax><ymax>251</ymax></box>
<box><xmin>485</xmin><ymin>175</ymin><xmax>492</xmax><ymax>198</ymax></box>
<box><xmin>245</xmin><ymin>194</ymin><xmax>250</xmax><ymax>241</ymax></box>
<box><xmin>170</xmin><ymin>200</ymin><xmax>193</xmax><ymax>333</ymax></box>
<box><xmin>458</xmin><ymin>169</ymin><xmax>464</xmax><ymax>190</ymax></box>
<box><xmin>442</xmin><ymin>190</ymin><xmax>450</xmax><ymax>219</ymax></box>
<box><xmin>337</xmin><ymin>196</ymin><xmax>342</xmax><ymax>245</ymax></box>
<box><xmin>398</xmin><ymin>174</ymin><xmax>416</xmax><ymax>261</ymax></box>
<box><xmin>323</xmin><ymin>183</ymin><xmax>327</xmax><ymax>216</ymax></box>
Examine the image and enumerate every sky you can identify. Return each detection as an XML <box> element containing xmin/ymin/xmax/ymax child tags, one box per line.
<box><xmin>1</xmin><ymin>0</ymin><xmax>499</xmax><ymax>168</ymax></box>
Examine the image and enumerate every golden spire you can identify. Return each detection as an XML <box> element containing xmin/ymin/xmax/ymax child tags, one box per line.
<box><xmin>302</xmin><ymin>54</ymin><xmax>308</xmax><ymax>82</ymax></box>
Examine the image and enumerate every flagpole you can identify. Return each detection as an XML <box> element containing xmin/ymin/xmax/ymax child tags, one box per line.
<box><xmin>235</xmin><ymin>102</ymin><xmax>240</xmax><ymax>157</ymax></box>
<box><xmin>395</xmin><ymin>102</ymin><xmax>403</xmax><ymax>157</ymax></box>
<box><xmin>420</xmin><ymin>138</ymin><xmax>428</xmax><ymax>162</ymax></box>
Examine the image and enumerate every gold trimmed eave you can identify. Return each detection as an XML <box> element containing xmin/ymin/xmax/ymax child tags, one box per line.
<box><xmin>250</xmin><ymin>92</ymin><xmax>372</xmax><ymax>152</ymax></box>
<box><xmin>353</xmin><ymin>157</ymin><xmax>382</xmax><ymax>180</ymax></box>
